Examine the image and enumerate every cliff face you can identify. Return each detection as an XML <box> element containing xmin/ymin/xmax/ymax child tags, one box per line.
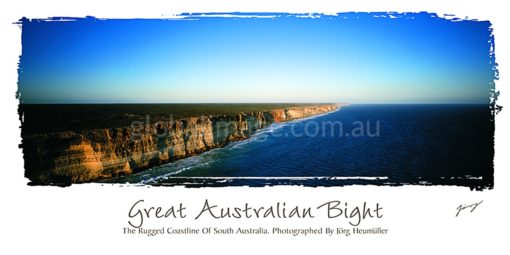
<box><xmin>22</xmin><ymin>104</ymin><xmax>338</xmax><ymax>184</ymax></box>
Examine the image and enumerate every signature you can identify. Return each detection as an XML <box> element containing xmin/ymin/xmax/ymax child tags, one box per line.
<box><xmin>455</xmin><ymin>200</ymin><xmax>483</xmax><ymax>217</ymax></box>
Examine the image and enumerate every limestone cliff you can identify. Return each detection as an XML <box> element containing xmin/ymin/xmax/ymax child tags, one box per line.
<box><xmin>22</xmin><ymin>104</ymin><xmax>338</xmax><ymax>184</ymax></box>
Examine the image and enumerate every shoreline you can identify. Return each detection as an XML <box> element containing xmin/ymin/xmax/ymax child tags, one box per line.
<box><xmin>109</xmin><ymin>105</ymin><xmax>343</xmax><ymax>184</ymax></box>
<box><xmin>22</xmin><ymin>104</ymin><xmax>340</xmax><ymax>185</ymax></box>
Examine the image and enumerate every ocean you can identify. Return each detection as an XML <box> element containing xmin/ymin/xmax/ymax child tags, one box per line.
<box><xmin>108</xmin><ymin>105</ymin><xmax>494</xmax><ymax>189</ymax></box>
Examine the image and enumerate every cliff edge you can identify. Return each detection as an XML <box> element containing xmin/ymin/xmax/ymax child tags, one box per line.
<box><xmin>21</xmin><ymin>104</ymin><xmax>339</xmax><ymax>185</ymax></box>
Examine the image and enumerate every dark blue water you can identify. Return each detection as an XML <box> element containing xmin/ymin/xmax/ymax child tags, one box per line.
<box><xmin>110</xmin><ymin>105</ymin><xmax>494</xmax><ymax>189</ymax></box>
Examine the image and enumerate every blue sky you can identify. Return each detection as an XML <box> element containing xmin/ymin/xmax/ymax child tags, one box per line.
<box><xmin>18</xmin><ymin>13</ymin><xmax>495</xmax><ymax>104</ymax></box>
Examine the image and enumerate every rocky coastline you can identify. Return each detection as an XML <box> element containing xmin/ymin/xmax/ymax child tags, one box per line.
<box><xmin>22</xmin><ymin>104</ymin><xmax>339</xmax><ymax>185</ymax></box>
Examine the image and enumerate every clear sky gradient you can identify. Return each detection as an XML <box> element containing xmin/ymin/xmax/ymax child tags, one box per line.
<box><xmin>18</xmin><ymin>13</ymin><xmax>495</xmax><ymax>104</ymax></box>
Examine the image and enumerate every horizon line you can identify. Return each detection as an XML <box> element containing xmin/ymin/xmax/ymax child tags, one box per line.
<box><xmin>19</xmin><ymin>102</ymin><xmax>490</xmax><ymax>105</ymax></box>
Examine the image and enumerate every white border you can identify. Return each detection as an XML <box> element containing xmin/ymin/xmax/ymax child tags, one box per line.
<box><xmin>1</xmin><ymin>1</ymin><xmax>508</xmax><ymax>254</ymax></box>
